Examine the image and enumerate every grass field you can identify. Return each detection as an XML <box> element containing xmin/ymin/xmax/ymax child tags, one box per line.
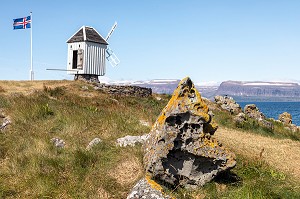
<box><xmin>0</xmin><ymin>81</ymin><xmax>299</xmax><ymax>198</ymax></box>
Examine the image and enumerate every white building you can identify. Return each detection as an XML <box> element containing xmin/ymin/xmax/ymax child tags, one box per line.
<box><xmin>66</xmin><ymin>26</ymin><xmax>108</xmax><ymax>82</ymax></box>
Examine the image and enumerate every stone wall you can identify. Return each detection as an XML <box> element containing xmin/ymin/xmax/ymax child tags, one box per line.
<box><xmin>94</xmin><ymin>84</ymin><xmax>152</xmax><ymax>98</ymax></box>
<box><xmin>75</xmin><ymin>74</ymin><xmax>100</xmax><ymax>83</ymax></box>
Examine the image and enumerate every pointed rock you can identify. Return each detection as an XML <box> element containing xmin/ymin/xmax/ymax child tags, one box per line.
<box><xmin>143</xmin><ymin>77</ymin><xmax>236</xmax><ymax>188</ymax></box>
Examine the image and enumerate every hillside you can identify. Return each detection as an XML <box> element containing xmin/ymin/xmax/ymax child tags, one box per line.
<box><xmin>0</xmin><ymin>80</ymin><xmax>299</xmax><ymax>198</ymax></box>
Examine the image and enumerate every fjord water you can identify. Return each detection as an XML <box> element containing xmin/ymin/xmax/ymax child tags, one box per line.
<box><xmin>238</xmin><ymin>102</ymin><xmax>300</xmax><ymax>126</ymax></box>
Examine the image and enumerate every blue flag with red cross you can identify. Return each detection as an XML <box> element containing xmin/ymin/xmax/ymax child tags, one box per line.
<box><xmin>13</xmin><ymin>16</ymin><xmax>31</xmax><ymax>29</ymax></box>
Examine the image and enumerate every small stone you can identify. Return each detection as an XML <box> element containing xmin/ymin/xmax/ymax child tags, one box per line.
<box><xmin>0</xmin><ymin>117</ymin><xmax>11</xmax><ymax>130</ymax></box>
<box><xmin>81</xmin><ymin>86</ymin><xmax>89</xmax><ymax>90</ymax></box>
<box><xmin>116</xmin><ymin>134</ymin><xmax>149</xmax><ymax>147</ymax></box>
<box><xmin>51</xmin><ymin>138</ymin><xmax>65</xmax><ymax>148</ymax></box>
<box><xmin>86</xmin><ymin>138</ymin><xmax>102</xmax><ymax>150</ymax></box>
<box><xmin>140</xmin><ymin>120</ymin><xmax>151</xmax><ymax>127</ymax></box>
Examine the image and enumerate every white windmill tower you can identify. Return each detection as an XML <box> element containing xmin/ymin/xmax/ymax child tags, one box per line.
<box><xmin>66</xmin><ymin>22</ymin><xmax>120</xmax><ymax>82</ymax></box>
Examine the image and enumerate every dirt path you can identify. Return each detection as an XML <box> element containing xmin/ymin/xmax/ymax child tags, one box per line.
<box><xmin>215</xmin><ymin>127</ymin><xmax>300</xmax><ymax>181</ymax></box>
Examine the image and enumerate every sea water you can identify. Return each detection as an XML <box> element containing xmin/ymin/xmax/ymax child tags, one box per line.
<box><xmin>238</xmin><ymin>102</ymin><xmax>300</xmax><ymax>126</ymax></box>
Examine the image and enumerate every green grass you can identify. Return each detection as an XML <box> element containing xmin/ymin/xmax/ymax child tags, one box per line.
<box><xmin>213</xmin><ymin>109</ymin><xmax>300</xmax><ymax>141</ymax></box>
<box><xmin>0</xmin><ymin>82</ymin><xmax>299</xmax><ymax>198</ymax></box>
<box><xmin>167</xmin><ymin>156</ymin><xmax>300</xmax><ymax>199</ymax></box>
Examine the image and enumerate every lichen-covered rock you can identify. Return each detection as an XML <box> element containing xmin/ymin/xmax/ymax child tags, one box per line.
<box><xmin>279</xmin><ymin>112</ymin><xmax>292</xmax><ymax>125</ymax></box>
<box><xmin>127</xmin><ymin>175</ymin><xmax>172</xmax><ymax>199</ymax></box>
<box><xmin>117</xmin><ymin>134</ymin><xmax>149</xmax><ymax>147</ymax></box>
<box><xmin>234</xmin><ymin>112</ymin><xmax>247</xmax><ymax>125</ymax></box>
<box><xmin>244</xmin><ymin>104</ymin><xmax>265</xmax><ymax>120</ymax></box>
<box><xmin>244</xmin><ymin>104</ymin><xmax>273</xmax><ymax>131</ymax></box>
<box><xmin>214</xmin><ymin>95</ymin><xmax>242</xmax><ymax>114</ymax></box>
<box><xmin>143</xmin><ymin>77</ymin><xmax>236</xmax><ymax>188</ymax></box>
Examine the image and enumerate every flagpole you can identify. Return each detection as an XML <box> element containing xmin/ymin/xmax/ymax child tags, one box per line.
<box><xmin>30</xmin><ymin>12</ymin><xmax>34</xmax><ymax>81</ymax></box>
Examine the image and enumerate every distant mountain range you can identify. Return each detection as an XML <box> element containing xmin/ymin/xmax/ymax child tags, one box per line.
<box><xmin>216</xmin><ymin>81</ymin><xmax>300</xmax><ymax>101</ymax></box>
<box><xmin>105</xmin><ymin>79</ymin><xmax>300</xmax><ymax>101</ymax></box>
<box><xmin>107</xmin><ymin>79</ymin><xmax>219</xmax><ymax>98</ymax></box>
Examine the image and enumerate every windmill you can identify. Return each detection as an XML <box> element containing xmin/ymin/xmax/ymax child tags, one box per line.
<box><xmin>63</xmin><ymin>22</ymin><xmax>120</xmax><ymax>82</ymax></box>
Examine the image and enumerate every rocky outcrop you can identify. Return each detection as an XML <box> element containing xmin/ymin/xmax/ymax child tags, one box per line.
<box><xmin>127</xmin><ymin>176</ymin><xmax>172</xmax><ymax>199</ymax></box>
<box><xmin>278</xmin><ymin>112</ymin><xmax>299</xmax><ymax>132</ymax></box>
<box><xmin>214</xmin><ymin>95</ymin><xmax>242</xmax><ymax>114</ymax></box>
<box><xmin>279</xmin><ymin>112</ymin><xmax>292</xmax><ymax>125</ymax></box>
<box><xmin>143</xmin><ymin>77</ymin><xmax>236</xmax><ymax>188</ymax></box>
<box><xmin>234</xmin><ymin>112</ymin><xmax>247</xmax><ymax>125</ymax></box>
<box><xmin>244</xmin><ymin>104</ymin><xmax>265</xmax><ymax>120</ymax></box>
<box><xmin>95</xmin><ymin>84</ymin><xmax>152</xmax><ymax>98</ymax></box>
<box><xmin>244</xmin><ymin>104</ymin><xmax>273</xmax><ymax>131</ymax></box>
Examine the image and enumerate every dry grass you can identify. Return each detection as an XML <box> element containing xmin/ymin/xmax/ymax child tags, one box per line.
<box><xmin>216</xmin><ymin>126</ymin><xmax>300</xmax><ymax>181</ymax></box>
<box><xmin>0</xmin><ymin>80</ymin><xmax>299</xmax><ymax>198</ymax></box>
<box><xmin>109</xmin><ymin>155</ymin><xmax>143</xmax><ymax>186</ymax></box>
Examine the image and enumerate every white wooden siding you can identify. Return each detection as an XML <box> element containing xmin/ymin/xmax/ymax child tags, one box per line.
<box><xmin>67</xmin><ymin>41</ymin><xmax>106</xmax><ymax>76</ymax></box>
<box><xmin>85</xmin><ymin>42</ymin><xmax>106</xmax><ymax>76</ymax></box>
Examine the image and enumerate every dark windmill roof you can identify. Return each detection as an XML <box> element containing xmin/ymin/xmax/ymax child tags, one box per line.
<box><xmin>67</xmin><ymin>26</ymin><xmax>108</xmax><ymax>45</ymax></box>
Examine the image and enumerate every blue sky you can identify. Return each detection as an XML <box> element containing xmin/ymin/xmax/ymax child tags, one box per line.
<box><xmin>1</xmin><ymin>0</ymin><xmax>300</xmax><ymax>83</ymax></box>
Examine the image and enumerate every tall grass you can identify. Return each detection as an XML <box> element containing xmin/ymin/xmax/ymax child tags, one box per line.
<box><xmin>168</xmin><ymin>156</ymin><xmax>300</xmax><ymax>199</ymax></box>
<box><xmin>213</xmin><ymin>109</ymin><xmax>300</xmax><ymax>141</ymax></box>
<box><xmin>0</xmin><ymin>82</ymin><xmax>299</xmax><ymax>198</ymax></box>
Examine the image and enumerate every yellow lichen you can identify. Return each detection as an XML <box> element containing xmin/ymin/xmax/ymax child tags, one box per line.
<box><xmin>145</xmin><ymin>174</ymin><xmax>176</xmax><ymax>199</ymax></box>
<box><xmin>145</xmin><ymin>174</ymin><xmax>163</xmax><ymax>191</ymax></box>
<box><xmin>153</xmin><ymin>77</ymin><xmax>210</xmax><ymax>127</ymax></box>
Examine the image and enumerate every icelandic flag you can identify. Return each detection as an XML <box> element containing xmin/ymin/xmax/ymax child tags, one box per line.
<box><xmin>13</xmin><ymin>16</ymin><xmax>31</xmax><ymax>30</ymax></box>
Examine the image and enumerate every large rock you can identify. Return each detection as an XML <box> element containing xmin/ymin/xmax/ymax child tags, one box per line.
<box><xmin>244</xmin><ymin>104</ymin><xmax>265</xmax><ymax>120</ymax></box>
<box><xmin>233</xmin><ymin>112</ymin><xmax>247</xmax><ymax>125</ymax></box>
<box><xmin>143</xmin><ymin>77</ymin><xmax>236</xmax><ymax>188</ymax></box>
<box><xmin>214</xmin><ymin>95</ymin><xmax>242</xmax><ymax>114</ymax></box>
<box><xmin>278</xmin><ymin>112</ymin><xmax>292</xmax><ymax>125</ymax></box>
<box><xmin>244</xmin><ymin>104</ymin><xmax>274</xmax><ymax>131</ymax></box>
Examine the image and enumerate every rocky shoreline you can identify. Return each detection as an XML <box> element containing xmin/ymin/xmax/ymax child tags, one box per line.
<box><xmin>214</xmin><ymin>95</ymin><xmax>300</xmax><ymax>133</ymax></box>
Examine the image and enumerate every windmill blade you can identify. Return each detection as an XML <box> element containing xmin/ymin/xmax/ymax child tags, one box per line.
<box><xmin>106</xmin><ymin>47</ymin><xmax>120</xmax><ymax>67</ymax></box>
<box><xmin>105</xmin><ymin>22</ymin><xmax>117</xmax><ymax>42</ymax></box>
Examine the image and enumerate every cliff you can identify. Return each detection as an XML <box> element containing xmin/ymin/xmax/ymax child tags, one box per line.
<box><xmin>216</xmin><ymin>81</ymin><xmax>300</xmax><ymax>101</ymax></box>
